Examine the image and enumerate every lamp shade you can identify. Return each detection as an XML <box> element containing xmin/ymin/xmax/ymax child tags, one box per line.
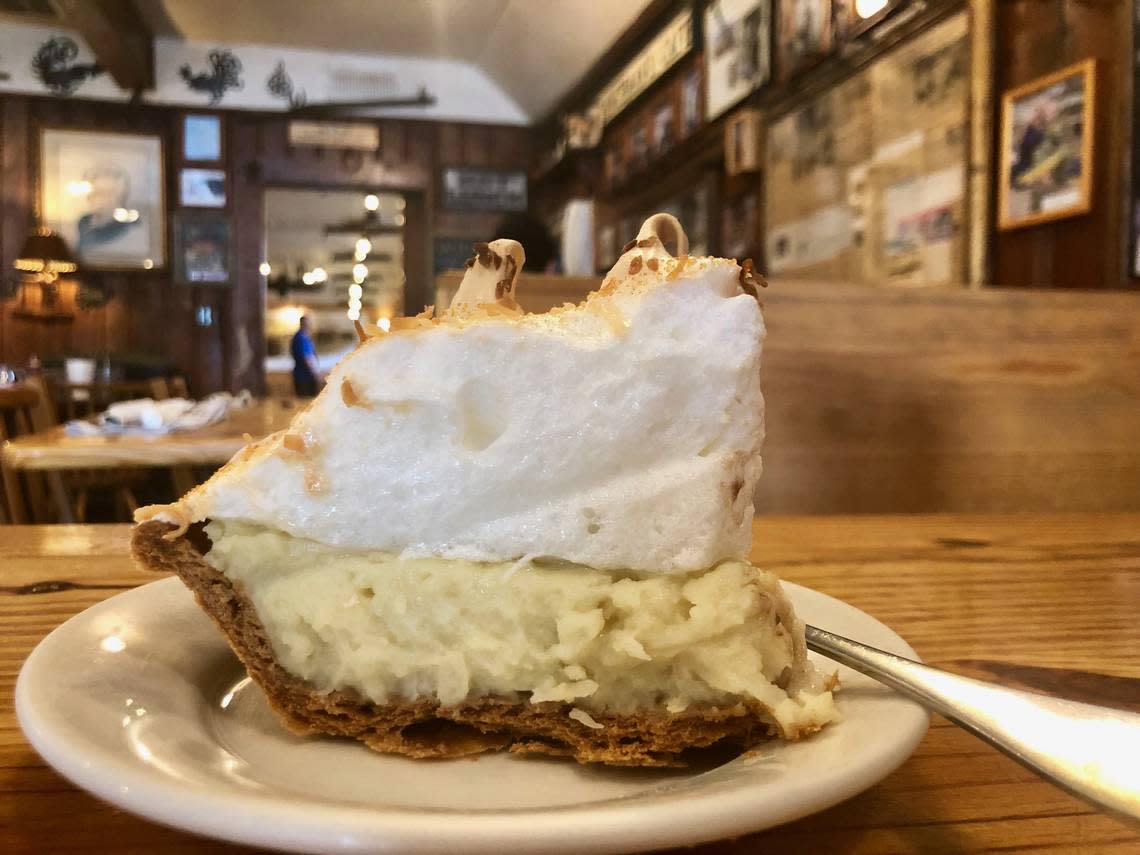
<box><xmin>14</xmin><ymin>227</ymin><xmax>78</xmax><ymax>275</ymax></box>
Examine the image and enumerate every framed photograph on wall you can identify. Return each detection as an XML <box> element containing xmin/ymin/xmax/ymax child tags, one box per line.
<box><xmin>173</xmin><ymin>212</ymin><xmax>231</xmax><ymax>285</ymax></box>
<box><xmin>40</xmin><ymin>129</ymin><xmax>165</xmax><ymax>270</ymax></box>
<box><xmin>651</xmin><ymin>101</ymin><xmax>676</xmax><ymax>156</ymax></box>
<box><xmin>998</xmin><ymin>59</ymin><xmax>1096</xmax><ymax>231</ymax></box>
<box><xmin>704</xmin><ymin>0</ymin><xmax>771</xmax><ymax>120</ymax></box>
<box><xmin>441</xmin><ymin>167</ymin><xmax>527</xmax><ymax>211</ymax></box>
<box><xmin>680</xmin><ymin>67</ymin><xmax>702</xmax><ymax>136</ymax></box>
<box><xmin>180</xmin><ymin>167</ymin><xmax>227</xmax><ymax>208</ymax></box>
<box><xmin>182</xmin><ymin>114</ymin><xmax>223</xmax><ymax>162</ymax></box>
<box><xmin>776</xmin><ymin>0</ymin><xmax>832</xmax><ymax>79</ymax></box>
<box><xmin>725</xmin><ymin>108</ymin><xmax>763</xmax><ymax>175</ymax></box>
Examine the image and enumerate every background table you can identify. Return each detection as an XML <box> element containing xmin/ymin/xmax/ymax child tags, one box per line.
<box><xmin>1</xmin><ymin>398</ymin><xmax>299</xmax><ymax>523</ymax></box>
<box><xmin>2</xmin><ymin>515</ymin><xmax>1138</xmax><ymax>853</ymax></box>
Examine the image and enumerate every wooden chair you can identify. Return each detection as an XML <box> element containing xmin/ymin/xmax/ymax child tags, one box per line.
<box><xmin>19</xmin><ymin>376</ymin><xmax>177</xmax><ymax>522</ymax></box>
<box><xmin>0</xmin><ymin>384</ymin><xmax>43</xmax><ymax>524</ymax></box>
<box><xmin>167</xmin><ymin>375</ymin><xmax>189</xmax><ymax>399</ymax></box>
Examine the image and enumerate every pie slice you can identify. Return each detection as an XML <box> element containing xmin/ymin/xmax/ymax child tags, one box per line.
<box><xmin>132</xmin><ymin>214</ymin><xmax>838</xmax><ymax>766</ymax></box>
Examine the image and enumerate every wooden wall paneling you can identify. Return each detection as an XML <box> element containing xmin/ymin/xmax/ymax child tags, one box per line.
<box><xmin>0</xmin><ymin>98</ymin><xmax>31</xmax><ymax>362</ymax></box>
<box><xmin>436</xmin><ymin>123</ymin><xmax>463</xmax><ymax>167</ymax></box>
<box><xmin>994</xmin><ymin>0</ymin><xmax>1132</xmax><ymax>289</ymax></box>
<box><xmin>968</xmin><ymin>0</ymin><xmax>995</xmax><ymax>286</ymax></box>
<box><xmin>254</xmin><ymin>118</ymin><xmax>429</xmax><ymax>190</ymax></box>
<box><xmin>227</xmin><ymin>116</ymin><xmax>265</xmax><ymax>395</ymax></box>
<box><xmin>758</xmin><ymin>280</ymin><xmax>1140</xmax><ymax>513</ymax></box>
<box><xmin>460</xmin><ymin>125</ymin><xmax>490</xmax><ymax>167</ymax></box>
<box><xmin>380</xmin><ymin>119</ymin><xmax>407</xmax><ymax>165</ymax></box>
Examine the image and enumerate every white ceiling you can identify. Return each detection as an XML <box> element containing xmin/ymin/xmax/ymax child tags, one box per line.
<box><xmin>137</xmin><ymin>0</ymin><xmax>654</xmax><ymax>119</ymax></box>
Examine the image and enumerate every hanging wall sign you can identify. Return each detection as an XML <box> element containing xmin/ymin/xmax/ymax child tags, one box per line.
<box><xmin>287</xmin><ymin>121</ymin><xmax>380</xmax><ymax>151</ymax></box>
<box><xmin>441</xmin><ymin>168</ymin><xmax>527</xmax><ymax>212</ymax></box>
<box><xmin>594</xmin><ymin>9</ymin><xmax>694</xmax><ymax>126</ymax></box>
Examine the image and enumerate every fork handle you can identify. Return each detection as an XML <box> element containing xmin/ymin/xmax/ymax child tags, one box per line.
<box><xmin>805</xmin><ymin>624</ymin><xmax>1140</xmax><ymax>821</ymax></box>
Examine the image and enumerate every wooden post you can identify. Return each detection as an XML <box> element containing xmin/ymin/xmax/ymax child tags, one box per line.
<box><xmin>968</xmin><ymin>0</ymin><xmax>995</xmax><ymax>287</ymax></box>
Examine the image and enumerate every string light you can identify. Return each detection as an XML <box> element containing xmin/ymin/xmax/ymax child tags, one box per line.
<box><xmin>258</xmin><ymin>262</ymin><xmax>271</xmax><ymax>276</ymax></box>
<box><xmin>377</xmin><ymin>317</ymin><xmax>391</xmax><ymax>332</ymax></box>
<box><xmin>352</xmin><ymin>263</ymin><xmax>368</xmax><ymax>283</ymax></box>
<box><xmin>363</xmin><ymin>194</ymin><xmax>380</xmax><ymax>212</ymax></box>
<box><xmin>311</xmin><ymin>266</ymin><xmax>328</xmax><ymax>283</ymax></box>
<box><xmin>348</xmin><ymin>283</ymin><xmax>363</xmax><ymax>299</ymax></box>
<box><xmin>355</xmin><ymin>237</ymin><xmax>372</xmax><ymax>257</ymax></box>
<box><xmin>347</xmin><ymin>307</ymin><xmax>360</xmax><ymax>321</ymax></box>
<box><xmin>301</xmin><ymin>271</ymin><xmax>315</xmax><ymax>286</ymax></box>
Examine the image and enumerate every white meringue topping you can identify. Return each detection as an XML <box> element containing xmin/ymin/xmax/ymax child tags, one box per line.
<box><xmin>140</xmin><ymin>217</ymin><xmax>765</xmax><ymax>573</ymax></box>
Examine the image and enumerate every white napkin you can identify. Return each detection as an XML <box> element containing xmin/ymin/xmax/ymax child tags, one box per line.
<box><xmin>65</xmin><ymin>390</ymin><xmax>252</xmax><ymax>436</ymax></box>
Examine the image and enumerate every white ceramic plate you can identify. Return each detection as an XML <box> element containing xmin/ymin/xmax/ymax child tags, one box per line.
<box><xmin>17</xmin><ymin>577</ymin><xmax>927</xmax><ymax>854</ymax></box>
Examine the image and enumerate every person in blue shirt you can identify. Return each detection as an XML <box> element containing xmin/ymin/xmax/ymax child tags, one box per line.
<box><xmin>290</xmin><ymin>315</ymin><xmax>322</xmax><ymax>397</ymax></box>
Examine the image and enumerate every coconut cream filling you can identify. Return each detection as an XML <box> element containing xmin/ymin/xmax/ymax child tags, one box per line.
<box><xmin>204</xmin><ymin>520</ymin><xmax>837</xmax><ymax>736</ymax></box>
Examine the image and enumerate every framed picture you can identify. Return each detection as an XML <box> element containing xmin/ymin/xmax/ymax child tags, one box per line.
<box><xmin>725</xmin><ymin>108</ymin><xmax>763</xmax><ymax>175</ymax></box>
<box><xmin>998</xmin><ymin>59</ymin><xmax>1095</xmax><ymax>230</ymax></box>
<box><xmin>40</xmin><ymin>129</ymin><xmax>165</xmax><ymax>270</ymax></box>
<box><xmin>651</xmin><ymin>102</ymin><xmax>676</xmax><ymax>156</ymax></box>
<box><xmin>629</xmin><ymin>126</ymin><xmax>649</xmax><ymax>173</ymax></box>
<box><xmin>704</xmin><ymin>0</ymin><xmax>771</xmax><ymax>120</ymax></box>
<box><xmin>173</xmin><ymin>212</ymin><xmax>231</xmax><ymax>284</ymax></box>
<box><xmin>182</xmin><ymin>114</ymin><xmax>222</xmax><ymax>162</ymax></box>
<box><xmin>441</xmin><ymin>167</ymin><xmax>527</xmax><ymax>212</ymax></box>
<box><xmin>776</xmin><ymin>0</ymin><xmax>832</xmax><ymax>79</ymax></box>
<box><xmin>680</xmin><ymin>68</ymin><xmax>703</xmax><ymax>137</ymax></box>
<box><xmin>180</xmin><ymin>167</ymin><xmax>227</xmax><ymax>208</ymax></box>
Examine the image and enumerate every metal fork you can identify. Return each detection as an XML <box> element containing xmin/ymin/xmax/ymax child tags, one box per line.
<box><xmin>805</xmin><ymin>625</ymin><xmax>1140</xmax><ymax>822</ymax></box>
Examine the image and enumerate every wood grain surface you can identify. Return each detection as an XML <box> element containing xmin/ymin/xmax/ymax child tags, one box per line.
<box><xmin>1</xmin><ymin>515</ymin><xmax>1137</xmax><ymax>852</ymax></box>
<box><xmin>1</xmin><ymin>398</ymin><xmax>299</xmax><ymax>471</ymax></box>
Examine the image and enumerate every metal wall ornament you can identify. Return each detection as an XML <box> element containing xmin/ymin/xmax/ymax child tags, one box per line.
<box><xmin>180</xmin><ymin>49</ymin><xmax>244</xmax><ymax>105</ymax></box>
<box><xmin>31</xmin><ymin>36</ymin><xmax>105</xmax><ymax>95</ymax></box>
<box><xmin>267</xmin><ymin>61</ymin><xmax>307</xmax><ymax>109</ymax></box>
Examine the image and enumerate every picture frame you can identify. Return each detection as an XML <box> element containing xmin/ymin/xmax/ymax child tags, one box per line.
<box><xmin>776</xmin><ymin>0</ymin><xmax>832</xmax><ymax>79</ymax></box>
<box><xmin>651</xmin><ymin>101</ymin><xmax>676</xmax><ymax>157</ymax></box>
<box><xmin>182</xmin><ymin>113</ymin><xmax>223</xmax><ymax>162</ymax></box>
<box><xmin>704</xmin><ymin>0</ymin><xmax>771</xmax><ymax>120</ymax></box>
<box><xmin>725</xmin><ymin>108</ymin><xmax>763</xmax><ymax>175</ymax></box>
<box><xmin>998</xmin><ymin>59</ymin><xmax>1096</xmax><ymax>231</ymax></box>
<box><xmin>680</xmin><ymin>67</ymin><xmax>703</xmax><ymax>137</ymax></box>
<box><xmin>40</xmin><ymin>128</ymin><xmax>165</xmax><ymax>271</ymax></box>
<box><xmin>440</xmin><ymin>167</ymin><xmax>527</xmax><ymax>212</ymax></box>
<box><xmin>179</xmin><ymin>167</ymin><xmax>227</xmax><ymax>208</ymax></box>
<box><xmin>173</xmin><ymin>211</ymin><xmax>231</xmax><ymax>285</ymax></box>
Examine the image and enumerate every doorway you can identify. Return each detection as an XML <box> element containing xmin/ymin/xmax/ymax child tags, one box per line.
<box><xmin>262</xmin><ymin>188</ymin><xmax>406</xmax><ymax>394</ymax></box>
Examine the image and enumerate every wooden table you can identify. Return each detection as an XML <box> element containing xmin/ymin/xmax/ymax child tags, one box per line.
<box><xmin>2</xmin><ymin>515</ymin><xmax>1138</xmax><ymax>853</ymax></box>
<box><xmin>1</xmin><ymin>398</ymin><xmax>299</xmax><ymax>524</ymax></box>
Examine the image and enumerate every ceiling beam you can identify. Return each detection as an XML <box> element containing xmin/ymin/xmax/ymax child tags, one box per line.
<box><xmin>49</xmin><ymin>0</ymin><xmax>154</xmax><ymax>92</ymax></box>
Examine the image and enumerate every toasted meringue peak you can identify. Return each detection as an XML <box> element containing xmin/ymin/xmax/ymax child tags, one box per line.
<box><xmin>606</xmin><ymin>213</ymin><xmax>688</xmax><ymax>282</ymax></box>
<box><xmin>140</xmin><ymin>215</ymin><xmax>764</xmax><ymax>573</ymax></box>
<box><xmin>450</xmin><ymin>239</ymin><xmax>525</xmax><ymax>309</ymax></box>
